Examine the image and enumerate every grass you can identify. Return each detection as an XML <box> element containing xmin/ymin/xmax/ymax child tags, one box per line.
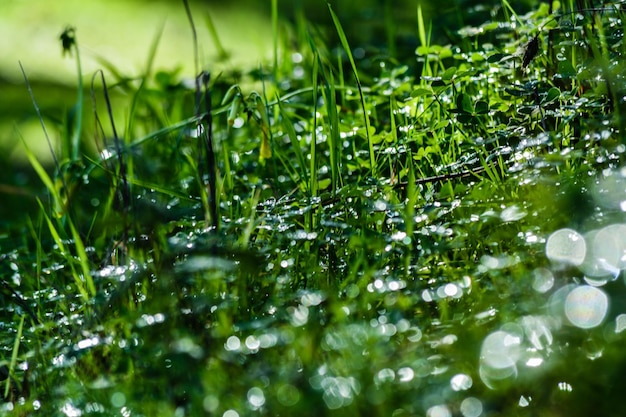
<box><xmin>2</xmin><ymin>1</ymin><xmax>626</xmax><ymax>416</ymax></box>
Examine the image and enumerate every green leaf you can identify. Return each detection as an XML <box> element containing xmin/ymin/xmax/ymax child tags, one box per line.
<box><xmin>357</xmin><ymin>125</ymin><xmax>376</xmax><ymax>138</ymax></box>
<box><xmin>505</xmin><ymin>86</ymin><xmax>533</xmax><ymax>97</ymax></box>
<box><xmin>487</xmin><ymin>53</ymin><xmax>508</xmax><ymax>63</ymax></box>
<box><xmin>470</xmin><ymin>52</ymin><xmax>485</xmax><ymax>62</ymax></box>
<box><xmin>438</xmin><ymin>46</ymin><xmax>453</xmax><ymax>59</ymax></box>
<box><xmin>434</xmin><ymin>120</ymin><xmax>449</xmax><ymax>129</ymax></box>
<box><xmin>475</xmin><ymin>100</ymin><xmax>489</xmax><ymax>114</ymax></box>
<box><xmin>442</xmin><ymin>67</ymin><xmax>457</xmax><ymax>82</ymax></box>
<box><xmin>317</xmin><ymin>178</ymin><xmax>332</xmax><ymax>190</ymax></box>
<box><xmin>416</xmin><ymin>45</ymin><xmax>430</xmax><ymax>56</ymax></box>
<box><xmin>457</xmin><ymin>93</ymin><xmax>474</xmax><ymax>114</ymax></box>
<box><xmin>544</xmin><ymin>87</ymin><xmax>561</xmax><ymax>104</ymax></box>
<box><xmin>481</xmin><ymin>21</ymin><xmax>500</xmax><ymax>32</ymax></box>
<box><xmin>411</xmin><ymin>87</ymin><xmax>433</xmax><ymax>97</ymax></box>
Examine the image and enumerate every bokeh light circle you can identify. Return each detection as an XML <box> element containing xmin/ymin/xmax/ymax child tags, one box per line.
<box><xmin>564</xmin><ymin>285</ymin><xmax>608</xmax><ymax>329</ymax></box>
<box><xmin>545</xmin><ymin>228</ymin><xmax>586</xmax><ymax>266</ymax></box>
<box><xmin>460</xmin><ymin>397</ymin><xmax>483</xmax><ymax>417</ymax></box>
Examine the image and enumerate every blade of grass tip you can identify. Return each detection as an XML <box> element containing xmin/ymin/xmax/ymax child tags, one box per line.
<box><xmin>308</xmin><ymin>32</ymin><xmax>341</xmax><ymax>193</ymax></box>
<box><xmin>4</xmin><ymin>315</ymin><xmax>25</xmax><ymax>399</ymax></box>
<box><xmin>417</xmin><ymin>3</ymin><xmax>427</xmax><ymax>49</ymax></box>
<box><xmin>328</xmin><ymin>4</ymin><xmax>376</xmax><ymax>175</ymax></box>
<box><xmin>417</xmin><ymin>3</ymin><xmax>435</xmax><ymax>78</ymax></box>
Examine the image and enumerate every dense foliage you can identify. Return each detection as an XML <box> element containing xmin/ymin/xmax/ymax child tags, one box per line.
<box><xmin>2</xmin><ymin>1</ymin><xmax>626</xmax><ymax>416</ymax></box>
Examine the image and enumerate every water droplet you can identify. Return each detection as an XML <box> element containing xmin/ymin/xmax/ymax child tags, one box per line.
<box><xmin>110</xmin><ymin>392</ymin><xmax>126</xmax><ymax>408</ymax></box>
<box><xmin>532</xmin><ymin>268</ymin><xmax>554</xmax><ymax>293</ymax></box>
<box><xmin>247</xmin><ymin>387</ymin><xmax>265</xmax><ymax>408</ymax></box>
<box><xmin>450</xmin><ymin>373</ymin><xmax>473</xmax><ymax>391</ymax></box>
<box><xmin>375</xmin><ymin>368</ymin><xmax>395</xmax><ymax>384</ymax></box>
<box><xmin>500</xmin><ymin>205</ymin><xmax>526</xmax><ymax>222</ymax></box>
<box><xmin>616</xmin><ymin>314</ymin><xmax>626</xmax><ymax>333</ymax></box>
<box><xmin>427</xmin><ymin>404</ymin><xmax>451</xmax><ymax>417</ymax></box>
<box><xmin>225</xmin><ymin>336</ymin><xmax>240</xmax><ymax>351</ymax></box>
<box><xmin>203</xmin><ymin>395</ymin><xmax>219</xmax><ymax>412</ymax></box>
<box><xmin>397</xmin><ymin>367</ymin><xmax>415</xmax><ymax>382</ymax></box>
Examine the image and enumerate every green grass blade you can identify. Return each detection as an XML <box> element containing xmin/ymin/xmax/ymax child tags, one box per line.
<box><xmin>35</xmin><ymin>199</ymin><xmax>90</xmax><ymax>302</ymax></box>
<box><xmin>35</xmin><ymin>199</ymin><xmax>67</xmax><ymax>254</ymax></box>
<box><xmin>320</xmin><ymin>66</ymin><xmax>341</xmax><ymax>194</ymax></box>
<box><xmin>68</xmin><ymin>218</ymin><xmax>96</xmax><ymax>298</ymax></box>
<box><xmin>277</xmin><ymin>97</ymin><xmax>308</xmax><ymax>191</ymax></box>
<box><xmin>328</xmin><ymin>4</ymin><xmax>376</xmax><ymax>175</ymax></box>
<box><xmin>417</xmin><ymin>2</ymin><xmax>427</xmax><ymax>47</ymax></box>
<box><xmin>22</xmin><ymin>137</ymin><xmax>65</xmax><ymax>216</ymax></box>
<box><xmin>500</xmin><ymin>0</ymin><xmax>521</xmax><ymax>26</ymax></box>
<box><xmin>310</xmin><ymin>51</ymin><xmax>319</xmax><ymax>199</ymax></box>
<box><xmin>4</xmin><ymin>315</ymin><xmax>25</xmax><ymax>399</ymax></box>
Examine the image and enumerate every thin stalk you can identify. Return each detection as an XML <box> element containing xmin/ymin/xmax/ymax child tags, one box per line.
<box><xmin>60</xmin><ymin>26</ymin><xmax>84</xmax><ymax>162</ymax></box>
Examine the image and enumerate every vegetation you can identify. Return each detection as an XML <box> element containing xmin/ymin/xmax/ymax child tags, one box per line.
<box><xmin>2</xmin><ymin>1</ymin><xmax>626</xmax><ymax>416</ymax></box>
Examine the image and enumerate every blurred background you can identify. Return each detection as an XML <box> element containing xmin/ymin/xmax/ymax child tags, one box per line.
<box><xmin>0</xmin><ymin>0</ymin><xmax>536</xmax><ymax>224</ymax></box>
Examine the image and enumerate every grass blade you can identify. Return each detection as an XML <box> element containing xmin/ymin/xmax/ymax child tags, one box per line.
<box><xmin>4</xmin><ymin>315</ymin><xmax>25</xmax><ymax>399</ymax></box>
<box><xmin>328</xmin><ymin>4</ymin><xmax>376</xmax><ymax>175</ymax></box>
<box><xmin>277</xmin><ymin>97</ymin><xmax>308</xmax><ymax>191</ymax></box>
